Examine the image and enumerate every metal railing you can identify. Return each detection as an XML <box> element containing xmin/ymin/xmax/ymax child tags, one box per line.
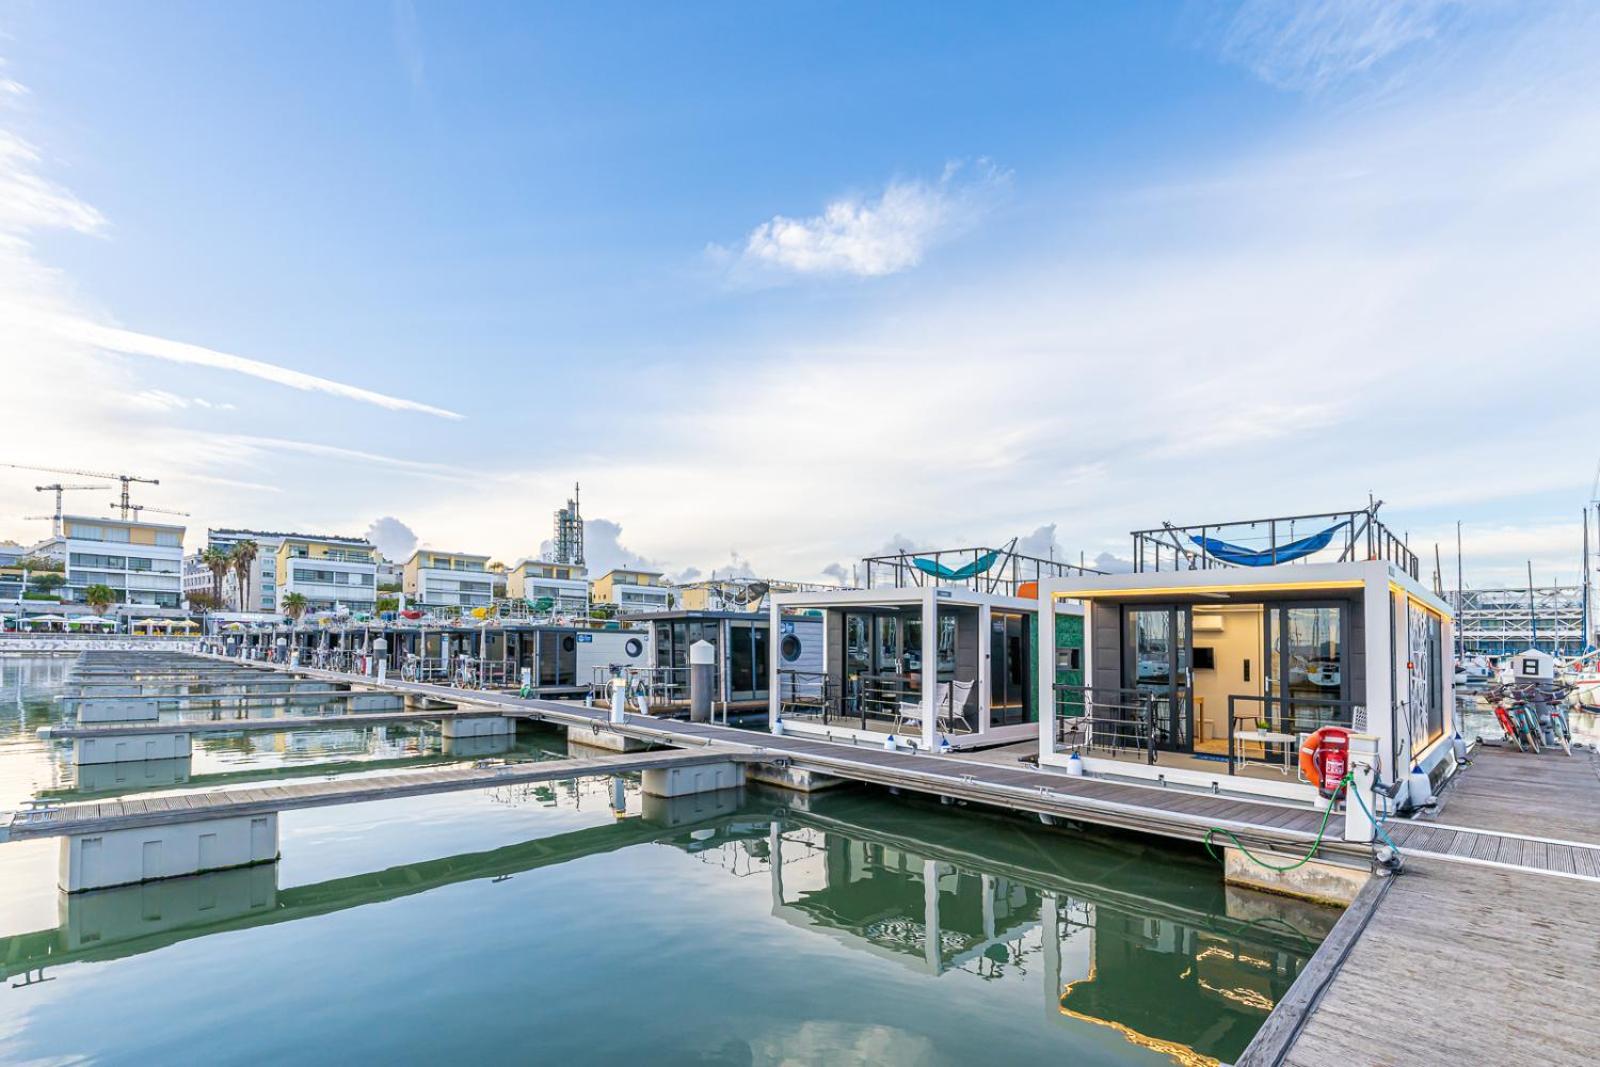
<box><xmin>1053</xmin><ymin>685</ymin><xmax>1157</xmax><ymax>763</ymax></box>
<box><xmin>777</xmin><ymin>669</ymin><xmax>836</xmax><ymax>721</ymax></box>
<box><xmin>588</xmin><ymin>665</ymin><xmax>689</xmax><ymax>708</ymax></box>
<box><xmin>1132</xmin><ymin>503</ymin><xmax>1419</xmax><ymax>579</ymax></box>
<box><xmin>862</xmin><ymin>544</ymin><xmax>1104</xmax><ymax>596</ymax></box>
<box><xmin>1226</xmin><ymin>695</ymin><xmax>1358</xmax><ymax>777</ymax></box>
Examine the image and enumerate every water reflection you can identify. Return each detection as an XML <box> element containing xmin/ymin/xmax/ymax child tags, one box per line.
<box><xmin>0</xmin><ymin>786</ymin><xmax>1330</xmax><ymax>1065</ymax></box>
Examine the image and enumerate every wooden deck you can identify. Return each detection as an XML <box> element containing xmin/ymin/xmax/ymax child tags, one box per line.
<box><xmin>5</xmin><ymin>748</ymin><xmax>753</xmax><ymax>840</ymax></box>
<box><xmin>40</xmin><ymin>708</ymin><xmax>493</xmax><ymax>739</ymax></box>
<box><xmin>1272</xmin><ymin>858</ymin><xmax>1600</xmax><ymax>1067</ymax></box>
<box><xmin>1238</xmin><ymin>743</ymin><xmax>1600</xmax><ymax>1067</ymax></box>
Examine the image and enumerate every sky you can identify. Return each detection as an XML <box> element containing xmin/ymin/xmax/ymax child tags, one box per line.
<box><xmin>0</xmin><ymin>1</ymin><xmax>1597</xmax><ymax>588</ymax></box>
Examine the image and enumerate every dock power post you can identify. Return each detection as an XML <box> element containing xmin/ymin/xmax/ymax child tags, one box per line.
<box><xmin>1343</xmin><ymin>732</ymin><xmax>1380</xmax><ymax>843</ymax></box>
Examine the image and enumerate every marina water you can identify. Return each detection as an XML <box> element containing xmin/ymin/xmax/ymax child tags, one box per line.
<box><xmin>0</xmin><ymin>656</ymin><xmax>1337</xmax><ymax>1065</ymax></box>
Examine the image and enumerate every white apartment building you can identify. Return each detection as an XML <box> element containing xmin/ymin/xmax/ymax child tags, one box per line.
<box><xmin>591</xmin><ymin>567</ymin><xmax>674</xmax><ymax>614</ymax></box>
<box><xmin>182</xmin><ymin>551</ymin><xmax>211</xmax><ymax>607</ymax></box>
<box><xmin>403</xmin><ymin>548</ymin><xmax>495</xmax><ymax>610</ymax></box>
<box><xmin>38</xmin><ymin>515</ymin><xmax>186</xmax><ymax>615</ymax></box>
<box><xmin>209</xmin><ymin>529</ymin><xmax>286</xmax><ymax>613</ymax></box>
<box><xmin>507</xmin><ymin>558</ymin><xmax>590</xmax><ymax>615</ymax></box>
<box><xmin>274</xmin><ymin>534</ymin><xmax>378</xmax><ymax>614</ymax></box>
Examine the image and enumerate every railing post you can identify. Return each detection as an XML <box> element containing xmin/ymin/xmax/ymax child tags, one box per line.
<box><xmin>1226</xmin><ymin>695</ymin><xmax>1236</xmax><ymax>775</ymax></box>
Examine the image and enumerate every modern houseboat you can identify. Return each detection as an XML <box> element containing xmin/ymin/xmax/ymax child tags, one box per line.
<box><xmin>1037</xmin><ymin>505</ymin><xmax>1456</xmax><ymax>807</ymax></box>
<box><xmin>634</xmin><ymin>609</ymin><xmax>823</xmax><ymax>713</ymax></box>
<box><xmin>769</xmin><ymin>544</ymin><xmax>1094</xmax><ymax>751</ymax></box>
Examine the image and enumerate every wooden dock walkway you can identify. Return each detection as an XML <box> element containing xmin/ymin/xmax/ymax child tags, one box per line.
<box><xmin>25</xmin><ymin>653</ymin><xmax>1600</xmax><ymax>1065</ymax></box>
<box><xmin>5</xmin><ymin>747</ymin><xmax>757</xmax><ymax>840</ymax></box>
<box><xmin>272</xmin><ymin>662</ymin><xmax>1600</xmax><ymax>878</ymax></box>
<box><xmin>39</xmin><ymin>708</ymin><xmax>494</xmax><ymax>739</ymax></box>
<box><xmin>1240</xmin><ymin>744</ymin><xmax>1600</xmax><ymax>1067</ymax></box>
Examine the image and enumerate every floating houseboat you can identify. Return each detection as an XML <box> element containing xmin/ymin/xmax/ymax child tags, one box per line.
<box><xmin>226</xmin><ymin>617</ymin><xmax>651</xmax><ymax>696</ymax></box>
<box><xmin>769</xmin><ymin>544</ymin><xmax>1095</xmax><ymax>751</ymax></box>
<box><xmin>634</xmin><ymin>610</ymin><xmax>823</xmax><ymax>712</ymax></box>
<box><xmin>1037</xmin><ymin>505</ymin><xmax>1455</xmax><ymax>807</ymax></box>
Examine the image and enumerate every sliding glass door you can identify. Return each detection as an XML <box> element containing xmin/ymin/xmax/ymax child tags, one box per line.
<box><xmin>1264</xmin><ymin>604</ymin><xmax>1349</xmax><ymax>731</ymax></box>
<box><xmin>1124</xmin><ymin>606</ymin><xmax>1192</xmax><ymax>753</ymax></box>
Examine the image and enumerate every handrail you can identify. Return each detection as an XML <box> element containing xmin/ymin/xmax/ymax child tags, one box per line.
<box><xmin>1225</xmin><ymin>694</ymin><xmax>1359</xmax><ymax>776</ymax></box>
<box><xmin>1131</xmin><ymin>505</ymin><xmax>1418</xmax><ymax>579</ymax></box>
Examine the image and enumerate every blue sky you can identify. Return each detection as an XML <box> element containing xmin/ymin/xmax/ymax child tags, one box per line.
<box><xmin>1</xmin><ymin>1</ymin><xmax>1596</xmax><ymax>587</ymax></box>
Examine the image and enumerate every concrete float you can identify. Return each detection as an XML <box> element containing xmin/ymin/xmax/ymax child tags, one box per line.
<box><xmin>59</xmin><ymin>813</ymin><xmax>279</xmax><ymax>892</ymax></box>
<box><xmin>72</xmin><ymin>698</ymin><xmax>194</xmax><ymax>766</ymax></box>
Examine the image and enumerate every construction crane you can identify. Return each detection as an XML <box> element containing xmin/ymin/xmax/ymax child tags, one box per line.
<box><xmin>34</xmin><ymin>483</ymin><xmax>109</xmax><ymax>537</ymax></box>
<box><xmin>2</xmin><ymin>462</ymin><xmax>158</xmax><ymax>519</ymax></box>
<box><xmin>114</xmin><ymin>504</ymin><xmax>190</xmax><ymax>520</ymax></box>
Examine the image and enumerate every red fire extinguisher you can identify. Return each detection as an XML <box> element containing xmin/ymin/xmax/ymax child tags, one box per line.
<box><xmin>1299</xmin><ymin>727</ymin><xmax>1351</xmax><ymax>798</ymax></box>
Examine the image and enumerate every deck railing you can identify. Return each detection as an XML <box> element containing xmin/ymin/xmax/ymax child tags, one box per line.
<box><xmin>1052</xmin><ymin>685</ymin><xmax>1158</xmax><ymax>763</ymax></box>
<box><xmin>1131</xmin><ymin>505</ymin><xmax>1419</xmax><ymax>579</ymax></box>
<box><xmin>1225</xmin><ymin>695</ymin><xmax>1360</xmax><ymax>777</ymax></box>
<box><xmin>862</xmin><ymin>545</ymin><xmax>1104</xmax><ymax>597</ymax></box>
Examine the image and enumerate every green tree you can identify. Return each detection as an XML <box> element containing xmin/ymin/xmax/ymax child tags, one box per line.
<box><xmin>375</xmin><ymin>595</ymin><xmax>399</xmax><ymax>614</ymax></box>
<box><xmin>84</xmin><ymin>583</ymin><xmax>116</xmax><ymax>616</ymax></box>
<box><xmin>28</xmin><ymin>572</ymin><xmax>65</xmax><ymax>596</ymax></box>
<box><xmin>187</xmin><ymin>591</ymin><xmax>220</xmax><ymax>612</ymax></box>
<box><xmin>230</xmin><ymin>540</ymin><xmax>259</xmax><ymax>611</ymax></box>
<box><xmin>282</xmin><ymin>591</ymin><xmax>310</xmax><ymax>624</ymax></box>
<box><xmin>202</xmin><ymin>547</ymin><xmax>232</xmax><ymax>608</ymax></box>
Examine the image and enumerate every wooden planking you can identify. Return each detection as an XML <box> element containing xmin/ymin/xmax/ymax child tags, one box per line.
<box><xmin>1433</xmin><ymin>745</ymin><xmax>1600</xmax><ymax>845</ymax></box>
<box><xmin>1278</xmin><ymin>859</ymin><xmax>1600</xmax><ymax>1067</ymax></box>
<box><xmin>41</xmin><ymin>710</ymin><xmax>467</xmax><ymax>739</ymax></box>
<box><xmin>10</xmin><ymin>748</ymin><xmax>754</xmax><ymax>839</ymax></box>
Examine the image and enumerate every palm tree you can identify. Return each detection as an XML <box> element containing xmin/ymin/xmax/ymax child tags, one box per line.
<box><xmin>282</xmin><ymin>591</ymin><xmax>309</xmax><ymax>625</ymax></box>
<box><xmin>84</xmin><ymin>583</ymin><xmax>116</xmax><ymax>616</ymax></box>
<box><xmin>202</xmin><ymin>547</ymin><xmax>232</xmax><ymax>609</ymax></box>
<box><xmin>230</xmin><ymin>540</ymin><xmax>259</xmax><ymax>613</ymax></box>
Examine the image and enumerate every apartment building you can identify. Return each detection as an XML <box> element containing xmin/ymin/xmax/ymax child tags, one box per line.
<box><xmin>35</xmin><ymin>515</ymin><xmax>186</xmax><ymax>614</ymax></box>
<box><xmin>209</xmin><ymin>529</ymin><xmax>286</xmax><ymax>613</ymax></box>
<box><xmin>507</xmin><ymin>558</ymin><xmax>589</xmax><ymax>614</ymax></box>
<box><xmin>590</xmin><ymin>567</ymin><xmax>674</xmax><ymax>614</ymax></box>
<box><xmin>275</xmin><ymin>534</ymin><xmax>377</xmax><ymax>613</ymax></box>
<box><xmin>403</xmin><ymin>548</ymin><xmax>495</xmax><ymax>610</ymax></box>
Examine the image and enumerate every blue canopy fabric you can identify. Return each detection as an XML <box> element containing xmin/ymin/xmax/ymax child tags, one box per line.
<box><xmin>1189</xmin><ymin>522</ymin><xmax>1347</xmax><ymax>567</ymax></box>
<box><xmin>912</xmin><ymin>549</ymin><xmax>1002</xmax><ymax>582</ymax></box>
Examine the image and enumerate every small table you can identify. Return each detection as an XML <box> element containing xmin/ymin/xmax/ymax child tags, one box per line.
<box><xmin>1233</xmin><ymin>729</ymin><xmax>1298</xmax><ymax>775</ymax></box>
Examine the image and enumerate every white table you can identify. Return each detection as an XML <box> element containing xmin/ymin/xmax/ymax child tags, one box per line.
<box><xmin>1233</xmin><ymin>729</ymin><xmax>1299</xmax><ymax>774</ymax></box>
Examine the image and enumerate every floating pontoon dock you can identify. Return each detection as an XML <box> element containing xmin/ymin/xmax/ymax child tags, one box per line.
<box><xmin>12</xmin><ymin>650</ymin><xmax>1600</xmax><ymax>1065</ymax></box>
<box><xmin>6</xmin><ymin>747</ymin><xmax>761</xmax><ymax>841</ymax></box>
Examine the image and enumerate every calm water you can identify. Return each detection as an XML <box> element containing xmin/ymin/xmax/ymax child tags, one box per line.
<box><xmin>0</xmin><ymin>656</ymin><xmax>1336</xmax><ymax>1065</ymax></box>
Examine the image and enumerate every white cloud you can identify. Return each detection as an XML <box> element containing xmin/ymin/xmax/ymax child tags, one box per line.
<box><xmin>365</xmin><ymin>516</ymin><xmax>419</xmax><ymax>561</ymax></box>
<box><xmin>129</xmin><ymin>389</ymin><xmax>237</xmax><ymax>413</ymax></box>
<box><xmin>539</xmin><ymin>517</ymin><xmax>659</xmax><ymax>577</ymax></box>
<box><xmin>1221</xmin><ymin>0</ymin><xmax>1467</xmax><ymax>91</ymax></box>
<box><xmin>50</xmin><ymin>318</ymin><xmax>463</xmax><ymax>419</ymax></box>
<box><xmin>718</xmin><ymin>160</ymin><xmax>1007</xmax><ymax>279</ymax></box>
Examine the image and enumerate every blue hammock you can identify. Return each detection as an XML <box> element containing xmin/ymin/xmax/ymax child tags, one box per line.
<box><xmin>912</xmin><ymin>549</ymin><xmax>1002</xmax><ymax>582</ymax></box>
<box><xmin>1189</xmin><ymin>522</ymin><xmax>1346</xmax><ymax>567</ymax></box>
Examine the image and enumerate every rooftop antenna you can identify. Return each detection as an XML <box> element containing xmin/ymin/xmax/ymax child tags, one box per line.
<box><xmin>34</xmin><ymin>483</ymin><xmax>108</xmax><ymax>537</ymax></box>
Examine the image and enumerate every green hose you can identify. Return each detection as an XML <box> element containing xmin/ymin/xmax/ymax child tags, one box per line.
<box><xmin>1203</xmin><ymin>771</ymin><xmax>1353</xmax><ymax>873</ymax></box>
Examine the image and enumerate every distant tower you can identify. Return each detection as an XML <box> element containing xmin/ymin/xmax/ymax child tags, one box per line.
<box><xmin>552</xmin><ymin>482</ymin><xmax>585</xmax><ymax>567</ymax></box>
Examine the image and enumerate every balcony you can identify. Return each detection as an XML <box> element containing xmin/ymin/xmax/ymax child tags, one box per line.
<box><xmin>1052</xmin><ymin>684</ymin><xmax>1359</xmax><ymax>785</ymax></box>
